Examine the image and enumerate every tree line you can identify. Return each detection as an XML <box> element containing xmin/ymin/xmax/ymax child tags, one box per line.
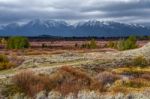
<box><xmin>0</xmin><ymin>35</ymin><xmax>138</xmax><ymax>50</ymax></box>
<box><xmin>0</xmin><ymin>36</ymin><xmax>30</xmax><ymax>49</ymax></box>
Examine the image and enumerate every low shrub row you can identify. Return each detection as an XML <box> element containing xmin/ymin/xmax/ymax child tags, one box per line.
<box><xmin>4</xmin><ymin>66</ymin><xmax>107</xmax><ymax>97</ymax></box>
<box><xmin>108</xmin><ymin>36</ymin><xmax>138</xmax><ymax>50</ymax></box>
<box><xmin>3</xmin><ymin>66</ymin><xmax>150</xmax><ymax>98</ymax></box>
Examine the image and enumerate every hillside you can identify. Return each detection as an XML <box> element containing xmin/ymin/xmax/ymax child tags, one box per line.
<box><xmin>0</xmin><ymin>19</ymin><xmax>150</xmax><ymax>37</ymax></box>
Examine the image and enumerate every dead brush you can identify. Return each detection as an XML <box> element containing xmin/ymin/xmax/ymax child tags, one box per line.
<box><xmin>12</xmin><ymin>66</ymin><xmax>105</xmax><ymax>97</ymax></box>
<box><xmin>124</xmin><ymin>78</ymin><xmax>150</xmax><ymax>88</ymax></box>
<box><xmin>54</xmin><ymin>66</ymin><xmax>105</xmax><ymax>95</ymax></box>
<box><xmin>141</xmin><ymin>73</ymin><xmax>150</xmax><ymax>81</ymax></box>
<box><xmin>12</xmin><ymin>71</ymin><xmax>50</xmax><ymax>97</ymax></box>
<box><xmin>95</xmin><ymin>71</ymin><xmax>121</xmax><ymax>86</ymax></box>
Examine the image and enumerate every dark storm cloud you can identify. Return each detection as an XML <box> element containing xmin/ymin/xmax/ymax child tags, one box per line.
<box><xmin>0</xmin><ymin>0</ymin><xmax>150</xmax><ymax>25</ymax></box>
<box><xmin>82</xmin><ymin>0</ymin><xmax>150</xmax><ymax>12</ymax></box>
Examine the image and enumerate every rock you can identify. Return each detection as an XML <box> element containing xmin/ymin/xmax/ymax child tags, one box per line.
<box><xmin>12</xmin><ymin>93</ymin><xmax>29</xmax><ymax>99</ymax></box>
<box><xmin>48</xmin><ymin>91</ymin><xmax>63</xmax><ymax>99</ymax></box>
<box><xmin>65</xmin><ymin>93</ymin><xmax>76</xmax><ymax>99</ymax></box>
<box><xmin>115</xmin><ymin>93</ymin><xmax>125</xmax><ymax>99</ymax></box>
<box><xmin>77</xmin><ymin>90</ymin><xmax>101</xmax><ymax>99</ymax></box>
<box><xmin>36</xmin><ymin>91</ymin><xmax>47</xmax><ymax>99</ymax></box>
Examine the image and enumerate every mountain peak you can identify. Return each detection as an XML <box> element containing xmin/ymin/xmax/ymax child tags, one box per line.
<box><xmin>5</xmin><ymin>23</ymin><xmax>20</xmax><ymax>28</ymax></box>
<box><xmin>0</xmin><ymin>19</ymin><xmax>150</xmax><ymax>37</ymax></box>
<box><xmin>26</xmin><ymin>19</ymin><xmax>68</xmax><ymax>27</ymax></box>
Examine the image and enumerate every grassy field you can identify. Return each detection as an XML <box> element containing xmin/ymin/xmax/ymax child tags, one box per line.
<box><xmin>0</xmin><ymin>40</ymin><xmax>150</xmax><ymax>99</ymax></box>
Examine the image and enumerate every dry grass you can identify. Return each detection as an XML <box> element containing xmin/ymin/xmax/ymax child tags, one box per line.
<box><xmin>111</xmin><ymin>87</ymin><xmax>129</xmax><ymax>94</ymax></box>
<box><xmin>112</xmin><ymin>67</ymin><xmax>150</xmax><ymax>75</ymax></box>
<box><xmin>132</xmin><ymin>56</ymin><xmax>148</xmax><ymax>67</ymax></box>
<box><xmin>95</xmin><ymin>71</ymin><xmax>120</xmax><ymax>85</ymax></box>
<box><xmin>12</xmin><ymin>71</ymin><xmax>45</xmax><ymax>97</ymax></box>
<box><xmin>12</xmin><ymin>66</ymin><xmax>150</xmax><ymax>97</ymax></box>
<box><xmin>124</xmin><ymin>78</ymin><xmax>150</xmax><ymax>88</ymax></box>
<box><xmin>52</xmin><ymin>66</ymin><xmax>104</xmax><ymax>95</ymax></box>
<box><xmin>12</xmin><ymin>66</ymin><xmax>105</xmax><ymax>97</ymax></box>
<box><xmin>0</xmin><ymin>54</ymin><xmax>16</xmax><ymax>70</ymax></box>
<box><xmin>110</xmin><ymin>78</ymin><xmax>150</xmax><ymax>94</ymax></box>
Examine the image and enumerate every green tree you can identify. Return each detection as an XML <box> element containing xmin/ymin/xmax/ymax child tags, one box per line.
<box><xmin>81</xmin><ymin>39</ymin><xmax>97</xmax><ymax>49</ymax></box>
<box><xmin>116</xmin><ymin>36</ymin><xmax>137</xmax><ymax>51</ymax></box>
<box><xmin>125</xmin><ymin>36</ymin><xmax>137</xmax><ymax>49</ymax></box>
<box><xmin>108</xmin><ymin>41</ymin><xmax>117</xmax><ymax>48</ymax></box>
<box><xmin>7</xmin><ymin>36</ymin><xmax>30</xmax><ymax>49</ymax></box>
<box><xmin>116</xmin><ymin>39</ymin><xmax>126</xmax><ymax>50</ymax></box>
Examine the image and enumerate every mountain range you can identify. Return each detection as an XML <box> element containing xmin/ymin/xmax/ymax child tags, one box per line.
<box><xmin>0</xmin><ymin>19</ymin><xmax>150</xmax><ymax>37</ymax></box>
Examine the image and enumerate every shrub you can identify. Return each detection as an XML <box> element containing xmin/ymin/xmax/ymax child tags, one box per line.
<box><xmin>113</xmin><ymin>78</ymin><xmax>150</xmax><ymax>89</ymax></box>
<box><xmin>1</xmin><ymin>84</ymin><xmax>22</xmax><ymax>97</ymax></box>
<box><xmin>75</xmin><ymin>43</ymin><xmax>79</xmax><ymax>48</ymax></box>
<box><xmin>12</xmin><ymin>71</ymin><xmax>49</xmax><ymax>97</ymax></box>
<box><xmin>124</xmin><ymin>78</ymin><xmax>150</xmax><ymax>88</ymax></box>
<box><xmin>112</xmin><ymin>67</ymin><xmax>150</xmax><ymax>77</ymax></box>
<box><xmin>0</xmin><ymin>54</ymin><xmax>8</xmax><ymax>63</ymax></box>
<box><xmin>7</xmin><ymin>36</ymin><xmax>30</xmax><ymax>49</ymax></box>
<box><xmin>116</xmin><ymin>39</ymin><xmax>126</xmax><ymax>50</ymax></box>
<box><xmin>111</xmin><ymin>87</ymin><xmax>128</xmax><ymax>94</ymax></box>
<box><xmin>0</xmin><ymin>54</ymin><xmax>17</xmax><ymax>70</ymax></box>
<box><xmin>124</xmin><ymin>36</ymin><xmax>137</xmax><ymax>50</ymax></box>
<box><xmin>109</xmin><ymin>36</ymin><xmax>138</xmax><ymax>50</ymax></box>
<box><xmin>0</xmin><ymin>62</ymin><xmax>15</xmax><ymax>70</ymax></box>
<box><xmin>107</xmin><ymin>41</ymin><xmax>116</xmax><ymax>48</ymax></box>
<box><xmin>132</xmin><ymin>56</ymin><xmax>148</xmax><ymax>67</ymax></box>
<box><xmin>89</xmin><ymin>39</ymin><xmax>97</xmax><ymax>49</ymax></box>
<box><xmin>42</xmin><ymin>43</ymin><xmax>47</xmax><ymax>48</ymax></box>
<box><xmin>0</xmin><ymin>38</ymin><xmax>7</xmax><ymax>45</ymax></box>
<box><xmin>111</xmin><ymin>78</ymin><xmax>150</xmax><ymax>93</ymax></box>
<box><xmin>95</xmin><ymin>72</ymin><xmax>120</xmax><ymax>86</ymax></box>
<box><xmin>81</xmin><ymin>39</ymin><xmax>97</xmax><ymax>49</ymax></box>
<box><xmin>55</xmin><ymin>66</ymin><xmax>104</xmax><ymax>95</ymax></box>
<box><xmin>12</xmin><ymin>66</ymin><xmax>105</xmax><ymax>97</ymax></box>
<box><xmin>141</xmin><ymin>74</ymin><xmax>150</xmax><ymax>81</ymax></box>
<box><xmin>81</xmin><ymin>43</ymin><xmax>90</xmax><ymax>49</ymax></box>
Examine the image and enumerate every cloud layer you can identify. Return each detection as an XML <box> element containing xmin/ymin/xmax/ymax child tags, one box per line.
<box><xmin>0</xmin><ymin>0</ymin><xmax>150</xmax><ymax>25</ymax></box>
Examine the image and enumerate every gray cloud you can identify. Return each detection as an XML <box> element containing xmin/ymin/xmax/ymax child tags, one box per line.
<box><xmin>0</xmin><ymin>0</ymin><xmax>150</xmax><ymax>26</ymax></box>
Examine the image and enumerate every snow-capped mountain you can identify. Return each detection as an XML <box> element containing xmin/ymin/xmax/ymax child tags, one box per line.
<box><xmin>0</xmin><ymin>19</ymin><xmax>150</xmax><ymax>37</ymax></box>
<box><xmin>25</xmin><ymin>19</ymin><xmax>68</xmax><ymax>27</ymax></box>
<box><xmin>73</xmin><ymin>20</ymin><xmax>150</xmax><ymax>37</ymax></box>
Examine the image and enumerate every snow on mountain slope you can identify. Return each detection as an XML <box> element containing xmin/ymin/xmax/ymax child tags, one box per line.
<box><xmin>0</xmin><ymin>19</ymin><xmax>150</xmax><ymax>37</ymax></box>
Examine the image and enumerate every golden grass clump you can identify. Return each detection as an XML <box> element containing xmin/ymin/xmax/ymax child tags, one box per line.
<box><xmin>112</xmin><ymin>67</ymin><xmax>150</xmax><ymax>75</ymax></box>
<box><xmin>0</xmin><ymin>54</ymin><xmax>16</xmax><ymax>70</ymax></box>
<box><xmin>110</xmin><ymin>78</ymin><xmax>150</xmax><ymax>94</ymax></box>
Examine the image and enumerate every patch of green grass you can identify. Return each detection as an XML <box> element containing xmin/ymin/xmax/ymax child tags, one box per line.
<box><xmin>0</xmin><ymin>69</ymin><xmax>16</xmax><ymax>75</ymax></box>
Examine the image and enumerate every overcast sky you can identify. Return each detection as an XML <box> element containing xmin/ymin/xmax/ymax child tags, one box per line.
<box><xmin>0</xmin><ymin>0</ymin><xmax>150</xmax><ymax>26</ymax></box>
